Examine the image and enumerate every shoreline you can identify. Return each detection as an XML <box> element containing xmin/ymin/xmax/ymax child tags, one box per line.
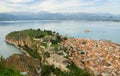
<box><xmin>5</xmin><ymin>37</ymin><xmax>120</xmax><ymax>76</ymax></box>
<box><xmin>4</xmin><ymin>39</ymin><xmax>30</xmax><ymax>57</ymax></box>
<box><xmin>4</xmin><ymin>37</ymin><xmax>120</xmax><ymax>57</ymax></box>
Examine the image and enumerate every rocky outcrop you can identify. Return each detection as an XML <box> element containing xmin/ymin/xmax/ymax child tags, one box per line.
<box><xmin>5</xmin><ymin>32</ymin><xmax>41</xmax><ymax>57</ymax></box>
<box><xmin>5</xmin><ymin>54</ymin><xmax>41</xmax><ymax>76</ymax></box>
<box><xmin>6</xmin><ymin>35</ymin><xmax>33</xmax><ymax>49</ymax></box>
<box><xmin>5</xmin><ymin>29</ymin><xmax>91</xmax><ymax>76</ymax></box>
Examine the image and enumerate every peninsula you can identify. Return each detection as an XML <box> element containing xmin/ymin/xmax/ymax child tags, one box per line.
<box><xmin>4</xmin><ymin>29</ymin><xmax>120</xmax><ymax>76</ymax></box>
<box><xmin>5</xmin><ymin>29</ymin><xmax>90</xmax><ymax>76</ymax></box>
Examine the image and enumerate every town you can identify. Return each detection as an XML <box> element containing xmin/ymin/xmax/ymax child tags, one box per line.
<box><xmin>62</xmin><ymin>38</ymin><xmax>120</xmax><ymax>76</ymax></box>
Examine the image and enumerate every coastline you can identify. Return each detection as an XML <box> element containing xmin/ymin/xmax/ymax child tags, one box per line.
<box><xmin>4</xmin><ymin>30</ymin><xmax>120</xmax><ymax>76</ymax></box>
<box><xmin>4</xmin><ymin>39</ymin><xmax>30</xmax><ymax>57</ymax></box>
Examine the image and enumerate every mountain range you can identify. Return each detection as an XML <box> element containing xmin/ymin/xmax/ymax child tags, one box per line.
<box><xmin>0</xmin><ymin>12</ymin><xmax>120</xmax><ymax>22</ymax></box>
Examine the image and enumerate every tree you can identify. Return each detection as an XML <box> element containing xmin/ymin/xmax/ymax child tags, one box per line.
<box><xmin>0</xmin><ymin>56</ymin><xmax>23</xmax><ymax>76</ymax></box>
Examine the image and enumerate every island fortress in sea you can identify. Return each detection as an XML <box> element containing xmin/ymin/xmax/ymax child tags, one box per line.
<box><xmin>5</xmin><ymin>29</ymin><xmax>120</xmax><ymax>76</ymax></box>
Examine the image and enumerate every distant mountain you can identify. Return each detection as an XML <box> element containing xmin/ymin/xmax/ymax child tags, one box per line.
<box><xmin>0</xmin><ymin>12</ymin><xmax>120</xmax><ymax>22</ymax></box>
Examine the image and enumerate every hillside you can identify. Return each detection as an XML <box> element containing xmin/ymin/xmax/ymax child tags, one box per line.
<box><xmin>5</xmin><ymin>29</ymin><xmax>90</xmax><ymax>76</ymax></box>
<box><xmin>5</xmin><ymin>29</ymin><xmax>120</xmax><ymax>76</ymax></box>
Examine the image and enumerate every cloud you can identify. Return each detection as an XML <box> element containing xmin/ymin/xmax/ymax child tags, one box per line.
<box><xmin>7</xmin><ymin>0</ymin><xmax>34</xmax><ymax>3</ymax></box>
<box><xmin>27</xmin><ymin>0</ymin><xmax>105</xmax><ymax>12</ymax></box>
<box><xmin>0</xmin><ymin>0</ymin><xmax>120</xmax><ymax>14</ymax></box>
<box><xmin>35</xmin><ymin>0</ymin><xmax>80</xmax><ymax>12</ymax></box>
<box><xmin>0</xmin><ymin>2</ymin><xmax>16</xmax><ymax>12</ymax></box>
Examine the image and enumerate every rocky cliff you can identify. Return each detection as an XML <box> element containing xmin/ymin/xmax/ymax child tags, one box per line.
<box><xmin>5</xmin><ymin>54</ymin><xmax>41</xmax><ymax>76</ymax></box>
<box><xmin>6</xmin><ymin>30</ymin><xmax>37</xmax><ymax>50</ymax></box>
<box><xmin>5</xmin><ymin>29</ymin><xmax>91</xmax><ymax>76</ymax></box>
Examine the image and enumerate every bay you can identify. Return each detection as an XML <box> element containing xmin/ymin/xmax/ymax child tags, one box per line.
<box><xmin>0</xmin><ymin>20</ymin><xmax>120</xmax><ymax>58</ymax></box>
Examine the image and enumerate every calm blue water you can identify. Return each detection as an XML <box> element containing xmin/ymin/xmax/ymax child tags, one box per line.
<box><xmin>0</xmin><ymin>20</ymin><xmax>120</xmax><ymax>58</ymax></box>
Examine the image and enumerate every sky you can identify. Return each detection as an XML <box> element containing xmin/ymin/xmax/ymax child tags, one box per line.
<box><xmin>0</xmin><ymin>0</ymin><xmax>120</xmax><ymax>14</ymax></box>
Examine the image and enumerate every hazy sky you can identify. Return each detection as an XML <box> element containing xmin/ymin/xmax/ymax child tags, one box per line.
<box><xmin>0</xmin><ymin>0</ymin><xmax>120</xmax><ymax>14</ymax></box>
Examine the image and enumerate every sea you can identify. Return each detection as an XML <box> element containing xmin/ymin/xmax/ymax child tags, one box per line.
<box><xmin>0</xmin><ymin>20</ymin><xmax>120</xmax><ymax>58</ymax></box>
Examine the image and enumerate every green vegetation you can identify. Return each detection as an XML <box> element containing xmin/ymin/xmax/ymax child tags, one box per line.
<box><xmin>43</xmin><ymin>52</ymin><xmax>50</xmax><ymax>58</ymax></box>
<box><xmin>0</xmin><ymin>56</ymin><xmax>23</xmax><ymax>76</ymax></box>
<box><xmin>6</xmin><ymin>31</ymin><xmax>19</xmax><ymax>38</ymax></box>
<box><xmin>41</xmin><ymin>62</ymin><xmax>90</xmax><ymax>76</ymax></box>
<box><xmin>44</xmin><ymin>30</ymin><xmax>52</xmax><ymax>35</ymax></box>
<box><xmin>6</xmin><ymin>29</ymin><xmax>90</xmax><ymax>76</ymax></box>
<box><xmin>41</xmin><ymin>64</ymin><xmax>67</xmax><ymax>76</ymax></box>
<box><xmin>40</xmin><ymin>42</ymin><xmax>47</xmax><ymax>48</ymax></box>
<box><xmin>6</xmin><ymin>29</ymin><xmax>63</xmax><ymax>45</ymax></box>
<box><xmin>7</xmin><ymin>29</ymin><xmax>50</xmax><ymax>40</ymax></box>
<box><xmin>67</xmin><ymin>62</ymin><xmax>90</xmax><ymax>76</ymax></box>
<box><xmin>22</xmin><ymin>45</ymin><xmax>40</xmax><ymax>59</ymax></box>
